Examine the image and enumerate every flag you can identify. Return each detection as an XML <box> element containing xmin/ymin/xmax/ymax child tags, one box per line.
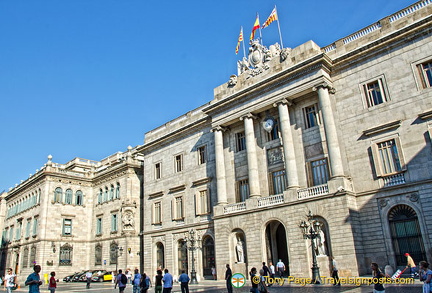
<box><xmin>250</xmin><ymin>15</ymin><xmax>260</xmax><ymax>40</ymax></box>
<box><xmin>262</xmin><ymin>7</ymin><xmax>278</xmax><ymax>29</ymax></box>
<box><xmin>235</xmin><ymin>27</ymin><xmax>243</xmax><ymax>54</ymax></box>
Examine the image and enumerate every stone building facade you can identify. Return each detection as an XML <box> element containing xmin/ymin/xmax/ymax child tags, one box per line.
<box><xmin>139</xmin><ymin>0</ymin><xmax>432</xmax><ymax>280</ymax></box>
<box><xmin>0</xmin><ymin>148</ymin><xmax>143</xmax><ymax>278</ymax></box>
<box><xmin>1</xmin><ymin>0</ymin><xmax>432</xmax><ymax>282</ymax></box>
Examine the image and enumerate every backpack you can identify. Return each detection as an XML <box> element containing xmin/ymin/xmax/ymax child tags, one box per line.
<box><xmin>120</xmin><ymin>274</ymin><xmax>127</xmax><ymax>285</ymax></box>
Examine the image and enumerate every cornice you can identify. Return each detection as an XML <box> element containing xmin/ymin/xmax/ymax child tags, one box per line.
<box><xmin>362</xmin><ymin>120</ymin><xmax>401</xmax><ymax>136</ymax></box>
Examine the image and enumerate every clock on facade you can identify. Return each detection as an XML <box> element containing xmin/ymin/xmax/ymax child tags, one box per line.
<box><xmin>262</xmin><ymin>117</ymin><xmax>275</xmax><ymax>133</ymax></box>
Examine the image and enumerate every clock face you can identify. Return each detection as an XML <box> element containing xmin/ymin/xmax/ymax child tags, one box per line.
<box><xmin>262</xmin><ymin>118</ymin><xmax>274</xmax><ymax>132</ymax></box>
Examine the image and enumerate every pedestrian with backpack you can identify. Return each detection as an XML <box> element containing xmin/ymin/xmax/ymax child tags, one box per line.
<box><xmin>132</xmin><ymin>269</ymin><xmax>141</xmax><ymax>293</ymax></box>
<box><xmin>114</xmin><ymin>269</ymin><xmax>127</xmax><ymax>292</ymax></box>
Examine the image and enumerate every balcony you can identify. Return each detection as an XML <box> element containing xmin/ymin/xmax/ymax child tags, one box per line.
<box><xmin>297</xmin><ymin>184</ymin><xmax>329</xmax><ymax>200</ymax></box>
<box><xmin>223</xmin><ymin>202</ymin><xmax>246</xmax><ymax>214</ymax></box>
<box><xmin>257</xmin><ymin>194</ymin><xmax>284</xmax><ymax>208</ymax></box>
<box><xmin>382</xmin><ymin>173</ymin><xmax>406</xmax><ymax>187</ymax></box>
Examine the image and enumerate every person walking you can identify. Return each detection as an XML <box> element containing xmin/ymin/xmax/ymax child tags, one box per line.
<box><xmin>85</xmin><ymin>270</ymin><xmax>92</xmax><ymax>289</ymax></box>
<box><xmin>258</xmin><ymin>269</ymin><xmax>269</xmax><ymax>293</ymax></box>
<box><xmin>178</xmin><ymin>270</ymin><xmax>190</xmax><ymax>293</ymax></box>
<box><xmin>114</xmin><ymin>269</ymin><xmax>127</xmax><ymax>292</ymax></box>
<box><xmin>211</xmin><ymin>266</ymin><xmax>216</xmax><ymax>280</ymax></box>
<box><xmin>131</xmin><ymin>269</ymin><xmax>141</xmax><ymax>293</ymax></box>
<box><xmin>405</xmin><ymin>253</ymin><xmax>418</xmax><ymax>278</ymax></box>
<box><xmin>225</xmin><ymin>264</ymin><xmax>233</xmax><ymax>293</ymax></box>
<box><xmin>331</xmin><ymin>257</ymin><xmax>340</xmax><ymax>286</ymax></box>
<box><xmin>276</xmin><ymin>259</ymin><xmax>285</xmax><ymax>277</ymax></box>
<box><xmin>140</xmin><ymin>273</ymin><xmax>150</xmax><ymax>293</ymax></box>
<box><xmin>4</xmin><ymin>268</ymin><xmax>17</xmax><ymax>293</ymax></box>
<box><xmin>162</xmin><ymin>269</ymin><xmax>173</xmax><ymax>293</ymax></box>
<box><xmin>419</xmin><ymin>261</ymin><xmax>432</xmax><ymax>293</ymax></box>
<box><xmin>268</xmin><ymin>262</ymin><xmax>275</xmax><ymax>279</ymax></box>
<box><xmin>25</xmin><ymin>265</ymin><xmax>42</xmax><ymax>293</ymax></box>
<box><xmin>154</xmin><ymin>270</ymin><xmax>163</xmax><ymax>293</ymax></box>
<box><xmin>371</xmin><ymin>262</ymin><xmax>385</xmax><ymax>293</ymax></box>
<box><xmin>249</xmin><ymin>267</ymin><xmax>259</xmax><ymax>293</ymax></box>
<box><xmin>48</xmin><ymin>272</ymin><xmax>57</xmax><ymax>293</ymax></box>
<box><xmin>262</xmin><ymin>262</ymin><xmax>271</xmax><ymax>287</ymax></box>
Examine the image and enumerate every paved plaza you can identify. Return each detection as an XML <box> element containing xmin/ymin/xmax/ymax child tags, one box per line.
<box><xmin>10</xmin><ymin>279</ymin><xmax>423</xmax><ymax>292</ymax></box>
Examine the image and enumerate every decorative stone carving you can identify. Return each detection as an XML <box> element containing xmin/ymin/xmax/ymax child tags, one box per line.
<box><xmin>122</xmin><ymin>210</ymin><xmax>134</xmax><ymax>230</ymax></box>
<box><xmin>408</xmin><ymin>192</ymin><xmax>419</xmax><ymax>202</ymax></box>
<box><xmin>228</xmin><ymin>75</ymin><xmax>238</xmax><ymax>86</ymax></box>
<box><xmin>267</xmin><ymin>147</ymin><xmax>283</xmax><ymax>165</ymax></box>
<box><xmin>280</xmin><ymin>48</ymin><xmax>291</xmax><ymax>61</ymax></box>
<box><xmin>379</xmin><ymin>198</ymin><xmax>389</xmax><ymax>209</ymax></box>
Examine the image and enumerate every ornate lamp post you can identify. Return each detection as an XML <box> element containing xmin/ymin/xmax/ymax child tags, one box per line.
<box><xmin>111</xmin><ymin>246</ymin><xmax>123</xmax><ymax>274</ymax></box>
<box><xmin>184</xmin><ymin>229</ymin><xmax>201</xmax><ymax>284</ymax></box>
<box><xmin>299</xmin><ymin>211</ymin><xmax>322</xmax><ymax>284</ymax></box>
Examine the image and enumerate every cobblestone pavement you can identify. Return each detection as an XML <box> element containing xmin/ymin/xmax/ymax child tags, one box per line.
<box><xmin>11</xmin><ymin>279</ymin><xmax>423</xmax><ymax>293</ymax></box>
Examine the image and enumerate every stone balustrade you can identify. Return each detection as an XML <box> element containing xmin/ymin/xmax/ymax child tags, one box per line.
<box><xmin>257</xmin><ymin>194</ymin><xmax>284</xmax><ymax>208</ymax></box>
<box><xmin>296</xmin><ymin>184</ymin><xmax>329</xmax><ymax>200</ymax></box>
<box><xmin>383</xmin><ymin>173</ymin><xmax>406</xmax><ymax>187</ymax></box>
<box><xmin>223</xmin><ymin>202</ymin><xmax>246</xmax><ymax>214</ymax></box>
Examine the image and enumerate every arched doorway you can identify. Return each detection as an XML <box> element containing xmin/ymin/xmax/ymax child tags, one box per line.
<box><xmin>265</xmin><ymin>220</ymin><xmax>289</xmax><ymax>275</ymax></box>
<box><xmin>178</xmin><ymin>240</ymin><xmax>188</xmax><ymax>276</ymax></box>
<box><xmin>156</xmin><ymin>242</ymin><xmax>165</xmax><ymax>269</ymax></box>
<box><xmin>388</xmin><ymin>204</ymin><xmax>425</xmax><ymax>266</ymax></box>
<box><xmin>202</xmin><ymin>236</ymin><xmax>215</xmax><ymax>277</ymax></box>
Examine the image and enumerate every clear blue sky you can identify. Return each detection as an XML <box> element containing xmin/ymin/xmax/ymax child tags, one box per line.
<box><xmin>0</xmin><ymin>0</ymin><xmax>415</xmax><ymax>192</ymax></box>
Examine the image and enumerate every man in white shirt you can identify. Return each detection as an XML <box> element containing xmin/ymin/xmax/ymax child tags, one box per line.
<box><xmin>276</xmin><ymin>259</ymin><xmax>285</xmax><ymax>277</ymax></box>
<box><xmin>85</xmin><ymin>271</ymin><xmax>93</xmax><ymax>289</ymax></box>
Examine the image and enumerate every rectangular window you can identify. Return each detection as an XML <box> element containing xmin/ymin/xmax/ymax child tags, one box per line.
<box><xmin>303</xmin><ymin>104</ymin><xmax>320</xmax><ymax>129</ymax></box>
<box><xmin>9</xmin><ymin>227</ymin><xmax>13</xmax><ymax>242</ymax></box>
<box><xmin>271</xmin><ymin>170</ymin><xmax>287</xmax><ymax>195</ymax></box>
<box><xmin>96</xmin><ymin>218</ymin><xmax>102</xmax><ymax>235</ymax></box>
<box><xmin>63</xmin><ymin>219</ymin><xmax>72</xmax><ymax>236</ymax></box>
<box><xmin>25</xmin><ymin>221</ymin><xmax>31</xmax><ymax>238</ymax></box>
<box><xmin>363</xmin><ymin>79</ymin><xmax>388</xmax><ymax>107</ymax></box>
<box><xmin>310</xmin><ymin>158</ymin><xmax>330</xmax><ymax>186</ymax></box>
<box><xmin>153</xmin><ymin>202</ymin><xmax>162</xmax><ymax>224</ymax></box>
<box><xmin>198</xmin><ymin>146</ymin><xmax>207</xmax><ymax>165</ymax></box>
<box><xmin>173</xmin><ymin>196</ymin><xmax>184</xmax><ymax>220</ymax></box>
<box><xmin>418</xmin><ymin>61</ymin><xmax>432</xmax><ymax>88</ymax></box>
<box><xmin>155</xmin><ymin>163</ymin><xmax>161</xmax><ymax>179</ymax></box>
<box><xmin>236</xmin><ymin>179</ymin><xmax>249</xmax><ymax>202</ymax></box>
<box><xmin>374</xmin><ymin>139</ymin><xmax>404</xmax><ymax>176</ymax></box>
<box><xmin>111</xmin><ymin>214</ymin><xmax>117</xmax><ymax>232</ymax></box>
<box><xmin>175</xmin><ymin>155</ymin><xmax>183</xmax><ymax>172</ymax></box>
<box><xmin>16</xmin><ymin>222</ymin><xmax>22</xmax><ymax>240</ymax></box>
<box><xmin>236</xmin><ymin>132</ymin><xmax>246</xmax><ymax>152</ymax></box>
<box><xmin>196</xmin><ymin>190</ymin><xmax>209</xmax><ymax>215</ymax></box>
<box><xmin>32</xmin><ymin>218</ymin><xmax>38</xmax><ymax>236</ymax></box>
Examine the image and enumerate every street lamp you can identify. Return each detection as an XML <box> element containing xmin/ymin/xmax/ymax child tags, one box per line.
<box><xmin>299</xmin><ymin>211</ymin><xmax>322</xmax><ymax>284</ymax></box>
<box><xmin>111</xmin><ymin>246</ymin><xmax>123</xmax><ymax>274</ymax></box>
<box><xmin>184</xmin><ymin>229</ymin><xmax>201</xmax><ymax>284</ymax></box>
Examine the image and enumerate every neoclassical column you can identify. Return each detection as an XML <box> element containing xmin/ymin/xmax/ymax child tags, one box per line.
<box><xmin>240</xmin><ymin>113</ymin><xmax>260</xmax><ymax>197</ymax></box>
<box><xmin>212</xmin><ymin>126</ymin><xmax>228</xmax><ymax>205</ymax></box>
<box><xmin>313</xmin><ymin>83</ymin><xmax>344</xmax><ymax>177</ymax></box>
<box><xmin>274</xmin><ymin>99</ymin><xmax>299</xmax><ymax>188</ymax></box>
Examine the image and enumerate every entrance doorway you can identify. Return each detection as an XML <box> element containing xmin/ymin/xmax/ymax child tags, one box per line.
<box><xmin>265</xmin><ymin>220</ymin><xmax>289</xmax><ymax>275</ymax></box>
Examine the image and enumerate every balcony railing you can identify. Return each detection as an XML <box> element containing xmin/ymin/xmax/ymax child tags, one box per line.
<box><xmin>383</xmin><ymin>173</ymin><xmax>406</xmax><ymax>187</ymax></box>
<box><xmin>257</xmin><ymin>194</ymin><xmax>284</xmax><ymax>208</ymax></box>
<box><xmin>223</xmin><ymin>202</ymin><xmax>246</xmax><ymax>214</ymax></box>
<box><xmin>297</xmin><ymin>184</ymin><xmax>329</xmax><ymax>200</ymax></box>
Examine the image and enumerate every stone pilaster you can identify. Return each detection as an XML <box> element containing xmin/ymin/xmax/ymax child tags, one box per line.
<box><xmin>240</xmin><ymin>113</ymin><xmax>260</xmax><ymax>197</ymax></box>
<box><xmin>213</xmin><ymin>126</ymin><xmax>228</xmax><ymax>204</ymax></box>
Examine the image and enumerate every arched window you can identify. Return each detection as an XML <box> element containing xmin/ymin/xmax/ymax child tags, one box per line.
<box><xmin>115</xmin><ymin>183</ymin><xmax>120</xmax><ymax>199</ymax></box>
<box><xmin>22</xmin><ymin>247</ymin><xmax>29</xmax><ymax>268</ymax></box>
<box><xmin>54</xmin><ymin>188</ymin><xmax>62</xmax><ymax>203</ymax></box>
<box><xmin>389</xmin><ymin>204</ymin><xmax>425</xmax><ymax>266</ymax></box>
<box><xmin>59</xmin><ymin>243</ymin><xmax>73</xmax><ymax>266</ymax></box>
<box><xmin>95</xmin><ymin>244</ymin><xmax>102</xmax><ymax>266</ymax></box>
<box><xmin>110</xmin><ymin>243</ymin><xmax>118</xmax><ymax>264</ymax></box>
<box><xmin>30</xmin><ymin>246</ymin><xmax>37</xmax><ymax>266</ymax></box>
<box><xmin>156</xmin><ymin>242</ymin><xmax>165</xmax><ymax>269</ymax></box>
<box><xmin>103</xmin><ymin>187</ymin><xmax>108</xmax><ymax>202</ymax></box>
<box><xmin>98</xmin><ymin>189</ymin><xmax>102</xmax><ymax>204</ymax></box>
<box><xmin>202</xmin><ymin>236</ymin><xmax>215</xmax><ymax>276</ymax></box>
<box><xmin>75</xmin><ymin>191</ymin><xmax>83</xmax><ymax>206</ymax></box>
<box><xmin>178</xmin><ymin>240</ymin><xmax>188</xmax><ymax>276</ymax></box>
<box><xmin>65</xmin><ymin>189</ymin><xmax>73</xmax><ymax>204</ymax></box>
<box><xmin>109</xmin><ymin>185</ymin><xmax>114</xmax><ymax>200</ymax></box>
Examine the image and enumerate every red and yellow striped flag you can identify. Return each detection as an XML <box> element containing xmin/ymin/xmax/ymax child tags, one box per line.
<box><xmin>262</xmin><ymin>7</ymin><xmax>278</xmax><ymax>29</ymax></box>
<box><xmin>235</xmin><ymin>27</ymin><xmax>243</xmax><ymax>54</ymax></box>
<box><xmin>250</xmin><ymin>15</ymin><xmax>260</xmax><ymax>40</ymax></box>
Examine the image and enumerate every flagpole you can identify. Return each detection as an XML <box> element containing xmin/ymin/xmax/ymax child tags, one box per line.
<box><xmin>258</xmin><ymin>13</ymin><xmax>263</xmax><ymax>46</ymax></box>
<box><xmin>242</xmin><ymin>26</ymin><xmax>246</xmax><ymax>58</ymax></box>
<box><xmin>275</xmin><ymin>5</ymin><xmax>284</xmax><ymax>48</ymax></box>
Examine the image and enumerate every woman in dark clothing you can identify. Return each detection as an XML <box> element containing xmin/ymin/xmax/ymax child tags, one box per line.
<box><xmin>154</xmin><ymin>270</ymin><xmax>163</xmax><ymax>293</ymax></box>
<box><xmin>371</xmin><ymin>262</ymin><xmax>385</xmax><ymax>293</ymax></box>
